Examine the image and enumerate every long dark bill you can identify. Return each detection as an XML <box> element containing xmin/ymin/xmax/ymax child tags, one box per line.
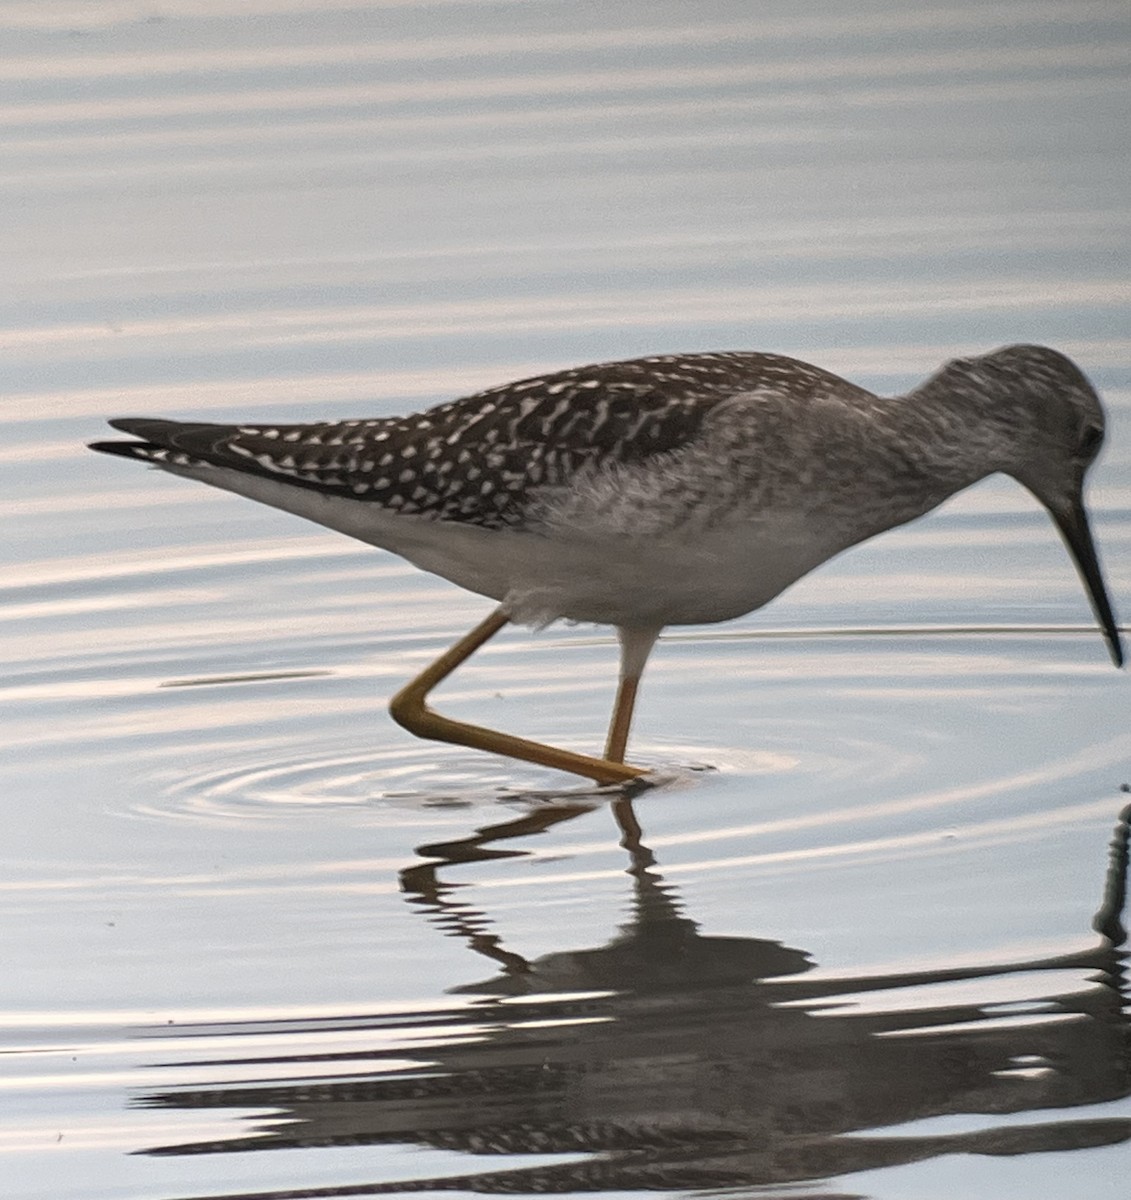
<box><xmin>1050</xmin><ymin>499</ymin><xmax>1124</xmax><ymax>667</ymax></box>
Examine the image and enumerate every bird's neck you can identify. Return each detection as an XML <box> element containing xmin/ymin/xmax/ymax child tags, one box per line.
<box><xmin>897</xmin><ymin>369</ymin><xmax>1022</xmax><ymax>484</ymax></box>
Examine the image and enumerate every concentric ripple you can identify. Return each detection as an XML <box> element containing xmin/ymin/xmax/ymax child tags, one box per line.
<box><xmin>85</xmin><ymin>620</ymin><xmax>1126</xmax><ymax>833</ymax></box>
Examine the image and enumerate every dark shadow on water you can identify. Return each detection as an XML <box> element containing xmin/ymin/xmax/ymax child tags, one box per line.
<box><xmin>135</xmin><ymin>801</ymin><xmax>1131</xmax><ymax>1199</ymax></box>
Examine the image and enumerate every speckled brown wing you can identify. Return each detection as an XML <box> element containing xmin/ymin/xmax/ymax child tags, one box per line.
<box><xmin>90</xmin><ymin>351</ymin><xmax>844</xmax><ymax>530</ymax></box>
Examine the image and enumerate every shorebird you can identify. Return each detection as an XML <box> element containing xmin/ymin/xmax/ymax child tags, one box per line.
<box><xmin>91</xmin><ymin>345</ymin><xmax>1123</xmax><ymax>784</ymax></box>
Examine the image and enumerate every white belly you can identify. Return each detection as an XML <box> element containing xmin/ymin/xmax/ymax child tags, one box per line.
<box><xmin>160</xmin><ymin>463</ymin><xmax>832</xmax><ymax>628</ymax></box>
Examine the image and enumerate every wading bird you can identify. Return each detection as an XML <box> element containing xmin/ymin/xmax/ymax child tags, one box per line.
<box><xmin>91</xmin><ymin>345</ymin><xmax>1124</xmax><ymax>784</ymax></box>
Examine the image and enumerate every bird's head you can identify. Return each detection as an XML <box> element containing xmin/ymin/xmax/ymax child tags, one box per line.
<box><xmin>944</xmin><ymin>344</ymin><xmax>1122</xmax><ymax>667</ymax></box>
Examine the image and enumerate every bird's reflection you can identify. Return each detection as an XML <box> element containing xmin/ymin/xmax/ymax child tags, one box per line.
<box><xmin>136</xmin><ymin>799</ymin><xmax>1131</xmax><ymax>1197</ymax></box>
<box><xmin>403</xmin><ymin>796</ymin><xmax>813</xmax><ymax>994</ymax></box>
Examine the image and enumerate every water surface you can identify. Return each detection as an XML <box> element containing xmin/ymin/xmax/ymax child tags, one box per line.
<box><xmin>2</xmin><ymin>2</ymin><xmax>1130</xmax><ymax>1198</ymax></box>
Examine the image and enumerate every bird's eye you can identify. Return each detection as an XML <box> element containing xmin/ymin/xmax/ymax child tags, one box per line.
<box><xmin>1078</xmin><ymin>422</ymin><xmax>1104</xmax><ymax>460</ymax></box>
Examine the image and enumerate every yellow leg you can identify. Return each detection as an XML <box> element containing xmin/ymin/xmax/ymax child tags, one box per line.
<box><xmin>603</xmin><ymin>625</ymin><xmax>661</xmax><ymax>764</ymax></box>
<box><xmin>388</xmin><ymin>606</ymin><xmax>646</xmax><ymax>785</ymax></box>
<box><xmin>604</xmin><ymin>674</ymin><xmax>640</xmax><ymax>763</ymax></box>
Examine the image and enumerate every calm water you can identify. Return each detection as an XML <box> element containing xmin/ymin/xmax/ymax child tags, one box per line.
<box><xmin>3</xmin><ymin>2</ymin><xmax>1131</xmax><ymax>1198</ymax></box>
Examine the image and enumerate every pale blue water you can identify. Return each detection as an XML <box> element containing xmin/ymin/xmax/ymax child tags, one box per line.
<box><xmin>2</xmin><ymin>3</ymin><xmax>1130</xmax><ymax>1198</ymax></box>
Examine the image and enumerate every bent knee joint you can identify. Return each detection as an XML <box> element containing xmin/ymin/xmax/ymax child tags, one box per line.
<box><xmin>389</xmin><ymin>687</ymin><xmax>430</xmax><ymax>733</ymax></box>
